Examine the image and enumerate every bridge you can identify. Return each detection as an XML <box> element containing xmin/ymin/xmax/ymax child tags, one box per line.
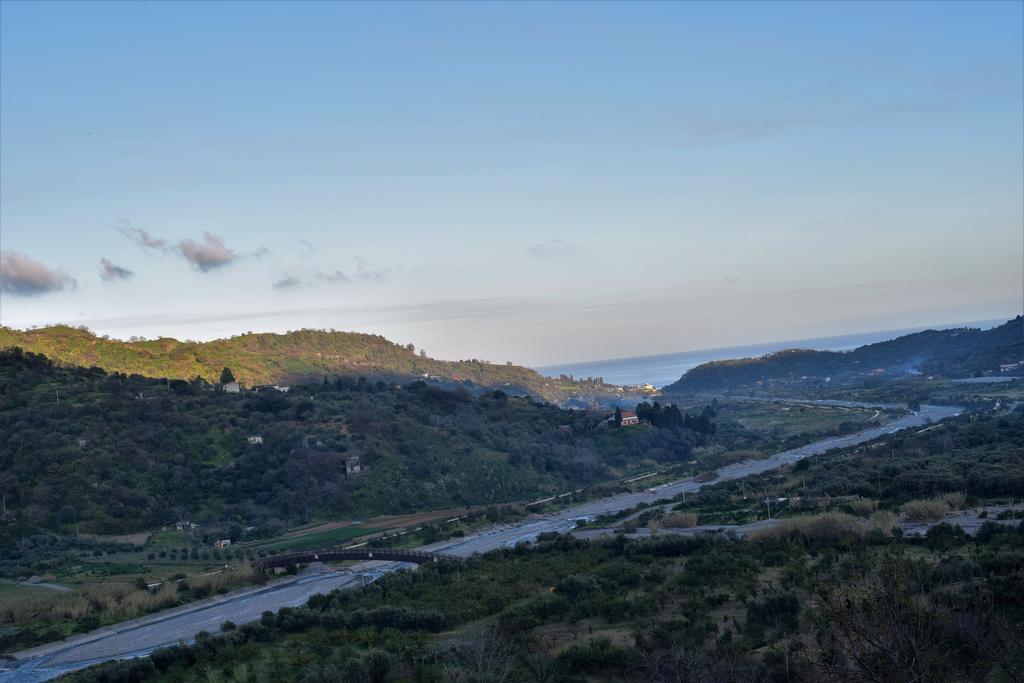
<box><xmin>255</xmin><ymin>547</ymin><xmax>458</xmax><ymax>570</ymax></box>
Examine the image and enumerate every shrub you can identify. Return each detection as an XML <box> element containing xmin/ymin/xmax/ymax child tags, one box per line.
<box><xmin>869</xmin><ymin>510</ymin><xmax>897</xmax><ymax>536</ymax></box>
<box><xmin>557</xmin><ymin>637</ymin><xmax>637</xmax><ymax>673</ymax></box>
<box><xmin>751</xmin><ymin>513</ymin><xmax>866</xmax><ymax>549</ymax></box>
<box><xmin>901</xmin><ymin>499</ymin><xmax>950</xmax><ymax>523</ymax></box>
<box><xmin>940</xmin><ymin>492</ymin><xmax>967</xmax><ymax>510</ymax></box>
<box><xmin>925</xmin><ymin>522</ymin><xmax>968</xmax><ymax>551</ymax></box>
<box><xmin>846</xmin><ymin>499</ymin><xmax>877</xmax><ymax>517</ymax></box>
<box><xmin>746</xmin><ymin>592</ymin><xmax>800</xmax><ymax>631</ymax></box>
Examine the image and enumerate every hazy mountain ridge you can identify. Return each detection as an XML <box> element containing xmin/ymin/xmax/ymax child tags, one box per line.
<box><xmin>0</xmin><ymin>325</ymin><xmax>618</xmax><ymax>405</ymax></box>
<box><xmin>665</xmin><ymin>316</ymin><xmax>1024</xmax><ymax>393</ymax></box>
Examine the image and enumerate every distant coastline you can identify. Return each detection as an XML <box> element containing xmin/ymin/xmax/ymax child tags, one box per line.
<box><xmin>535</xmin><ymin>318</ymin><xmax>1010</xmax><ymax>388</ymax></box>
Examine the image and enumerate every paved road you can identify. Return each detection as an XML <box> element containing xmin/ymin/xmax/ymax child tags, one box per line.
<box><xmin>1</xmin><ymin>402</ymin><xmax>960</xmax><ymax>681</ymax></box>
<box><xmin>2</xmin><ymin>563</ymin><xmax>403</xmax><ymax>681</ymax></box>
<box><xmin>16</xmin><ymin>583</ymin><xmax>70</xmax><ymax>594</ymax></box>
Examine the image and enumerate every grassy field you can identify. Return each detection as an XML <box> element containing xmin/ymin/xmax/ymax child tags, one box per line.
<box><xmin>245</xmin><ymin>526</ymin><xmax>382</xmax><ymax>552</ymax></box>
<box><xmin>718</xmin><ymin>400</ymin><xmax>884</xmax><ymax>439</ymax></box>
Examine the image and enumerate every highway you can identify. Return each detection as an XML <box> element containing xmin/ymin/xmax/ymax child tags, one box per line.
<box><xmin>1</xmin><ymin>402</ymin><xmax>960</xmax><ymax>681</ymax></box>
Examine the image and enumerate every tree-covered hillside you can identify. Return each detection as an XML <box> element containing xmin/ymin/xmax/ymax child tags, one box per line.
<box><xmin>666</xmin><ymin>316</ymin><xmax>1023</xmax><ymax>393</ymax></box>
<box><xmin>0</xmin><ymin>349</ymin><xmax>710</xmax><ymax>542</ymax></box>
<box><xmin>0</xmin><ymin>325</ymin><xmax>621</xmax><ymax>406</ymax></box>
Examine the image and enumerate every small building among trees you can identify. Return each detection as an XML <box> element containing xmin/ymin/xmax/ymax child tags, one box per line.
<box><xmin>619</xmin><ymin>410</ymin><xmax>640</xmax><ymax>426</ymax></box>
<box><xmin>609</xmin><ymin>407</ymin><xmax>640</xmax><ymax>426</ymax></box>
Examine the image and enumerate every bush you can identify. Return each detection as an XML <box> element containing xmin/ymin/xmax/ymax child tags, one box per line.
<box><xmin>752</xmin><ymin>513</ymin><xmax>866</xmax><ymax>549</ymax></box>
<box><xmin>846</xmin><ymin>499</ymin><xmax>877</xmax><ymax>517</ymax></box>
<box><xmin>925</xmin><ymin>522</ymin><xmax>968</xmax><ymax>551</ymax></box>
<box><xmin>557</xmin><ymin>637</ymin><xmax>637</xmax><ymax>673</ymax></box>
<box><xmin>901</xmin><ymin>499</ymin><xmax>950</xmax><ymax>523</ymax></box>
<box><xmin>746</xmin><ymin>592</ymin><xmax>800</xmax><ymax>631</ymax></box>
<box><xmin>869</xmin><ymin>510</ymin><xmax>897</xmax><ymax>536</ymax></box>
<box><xmin>940</xmin><ymin>492</ymin><xmax>967</xmax><ymax>510</ymax></box>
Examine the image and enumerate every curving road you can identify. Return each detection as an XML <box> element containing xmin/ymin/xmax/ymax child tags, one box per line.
<box><xmin>1</xmin><ymin>402</ymin><xmax>960</xmax><ymax>682</ymax></box>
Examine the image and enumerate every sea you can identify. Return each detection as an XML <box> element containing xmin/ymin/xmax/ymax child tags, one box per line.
<box><xmin>534</xmin><ymin>319</ymin><xmax>1009</xmax><ymax>389</ymax></box>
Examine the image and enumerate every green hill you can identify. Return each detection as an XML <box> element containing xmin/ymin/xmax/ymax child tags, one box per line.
<box><xmin>0</xmin><ymin>325</ymin><xmax>618</xmax><ymax>406</ymax></box>
<box><xmin>665</xmin><ymin>316</ymin><xmax>1024</xmax><ymax>393</ymax></box>
<box><xmin>0</xmin><ymin>348</ymin><xmax>709</xmax><ymax>543</ymax></box>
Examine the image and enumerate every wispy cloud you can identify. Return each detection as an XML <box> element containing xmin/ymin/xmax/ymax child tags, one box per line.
<box><xmin>1</xmin><ymin>251</ymin><xmax>76</xmax><ymax>296</ymax></box>
<box><xmin>354</xmin><ymin>257</ymin><xmax>387</xmax><ymax>281</ymax></box>
<box><xmin>99</xmin><ymin>258</ymin><xmax>135</xmax><ymax>282</ymax></box>
<box><xmin>272</xmin><ymin>262</ymin><xmax>382</xmax><ymax>289</ymax></box>
<box><xmin>177</xmin><ymin>232</ymin><xmax>237</xmax><ymax>272</ymax></box>
<box><xmin>526</xmin><ymin>238</ymin><xmax>578</xmax><ymax>258</ymax></box>
<box><xmin>272</xmin><ymin>274</ymin><xmax>301</xmax><ymax>290</ymax></box>
<box><xmin>316</xmin><ymin>269</ymin><xmax>352</xmax><ymax>284</ymax></box>
<box><xmin>118</xmin><ymin>220</ymin><xmax>170</xmax><ymax>253</ymax></box>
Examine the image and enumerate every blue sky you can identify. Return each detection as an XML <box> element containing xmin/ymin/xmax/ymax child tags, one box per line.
<box><xmin>1</xmin><ymin>1</ymin><xmax>1021</xmax><ymax>365</ymax></box>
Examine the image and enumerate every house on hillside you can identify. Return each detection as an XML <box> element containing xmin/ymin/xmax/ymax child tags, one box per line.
<box><xmin>213</xmin><ymin>539</ymin><xmax>231</xmax><ymax>549</ymax></box>
<box><xmin>253</xmin><ymin>384</ymin><xmax>291</xmax><ymax>393</ymax></box>
<box><xmin>345</xmin><ymin>456</ymin><xmax>363</xmax><ymax>476</ymax></box>
<box><xmin>606</xmin><ymin>409</ymin><xmax>640</xmax><ymax>426</ymax></box>
<box><xmin>223</xmin><ymin>382</ymin><xmax>241</xmax><ymax>393</ymax></box>
<box><xmin>247</xmin><ymin>435</ymin><xmax>264</xmax><ymax>445</ymax></box>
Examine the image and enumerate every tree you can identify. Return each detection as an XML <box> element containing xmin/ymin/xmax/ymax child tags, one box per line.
<box><xmin>220</xmin><ymin>367</ymin><xmax>235</xmax><ymax>384</ymax></box>
<box><xmin>614</xmin><ymin>406</ymin><xmax>623</xmax><ymax>427</ymax></box>
<box><xmin>812</xmin><ymin>552</ymin><xmax>1013</xmax><ymax>681</ymax></box>
<box><xmin>440</xmin><ymin>626</ymin><xmax>515</xmax><ymax>683</ymax></box>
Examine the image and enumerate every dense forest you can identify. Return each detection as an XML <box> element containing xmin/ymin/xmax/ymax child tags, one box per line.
<box><xmin>0</xmin><ymin>325</ymin><xmax>623</xmax><ymax>406</ymax></box>
<box><xmin>0</xmin><ymin>349</ymin><xmax>732</xmax><ymax>543</ymax></box>
<box><xmin>70</xmin><ymin>414</ymin><xmax>1024</xmax><ymax>682</ymax></box>
<box><xmin>665</xmin><ymin>316</ymin><xmax>1024</xmax><ymax>393</ymax></box>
